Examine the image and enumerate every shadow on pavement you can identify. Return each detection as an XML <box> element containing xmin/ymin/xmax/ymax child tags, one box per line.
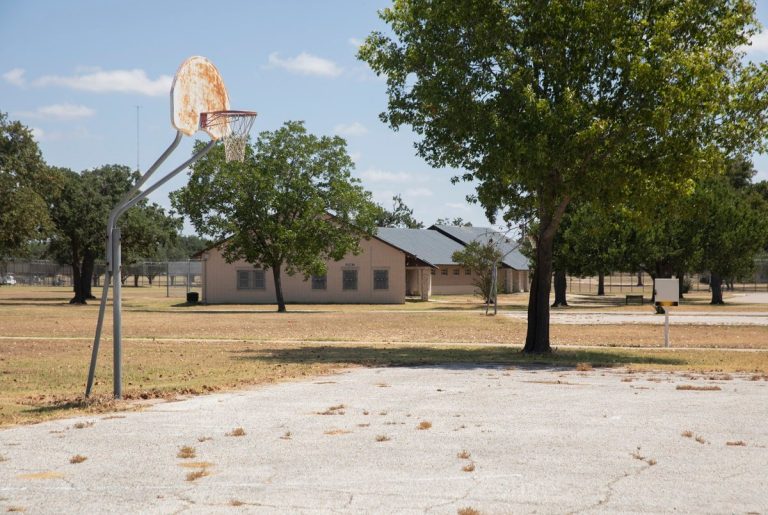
<box><xmin>231</xmin><ymin>345</ymin><xmax>685</xmax><ymax>370</ymax></box>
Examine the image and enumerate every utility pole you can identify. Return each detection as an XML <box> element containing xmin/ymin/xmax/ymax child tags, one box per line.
<box><xmin>136</xmin><ymin>105</ymin><xmax>141</xmax><ymax>172</ymax></box>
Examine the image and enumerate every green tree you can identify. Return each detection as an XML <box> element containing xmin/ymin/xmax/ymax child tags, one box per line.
<box><xmin>452</xmin><ymin>240</ymin><xmax>501</xmax><ymax>303</ymax></box>
<box><xmin>359</xmin><ymin>0</ymin><xmax>768</xmax><ymax>352</ymax></box>
<box><xmin>692</xmin><ymin>176</ymin><xmax>768</xmax><ymax>304</ymax></box>
<box><xmin>0</xmin><ymin>113</ymin><xmax>57</xmax><ymax>259</ymax></box>
<box><xmin>555</xmin><ymin>202</ymin><xmax>631</xmax><ymax>303</ymax></box>
<box><xmin>120</xmin><ymin>203</ymin><xmax>182</xmax><ymax>286</ymax></box>
<box><xmin>375</xmin><ymin>194</ymin><xmax>424</xmax><ymax>228</ymax></box>
<box><xmin>48</xmin><ymin>165</ymin><xmax>178</xmax><ymax>303</ymax></box>
<box><xmin>434</xmin><ymin>217</ymin><xmax>472</xmax><ymax>227</ymax></box>
<box><xmin>171</xmin><ymin>121</ymin><xmax>380</xmax><ymax>312</ymax></box>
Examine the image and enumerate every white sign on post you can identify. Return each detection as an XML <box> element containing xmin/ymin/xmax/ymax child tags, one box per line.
<box><xmin>655</xmin><ymin>279</ymin><xmax>679</xmax><ymax>307</ymax></box>
<box><xmin>654</xmin><ymin>278</ymin><xmax>679</xmax><ymax>347</ymax></box>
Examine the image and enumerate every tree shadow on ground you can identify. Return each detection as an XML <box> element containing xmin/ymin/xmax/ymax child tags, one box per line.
<box><xmin>231</xmin><ymin>344</ymin><xmax>685</xmax><ymax>370</ymax></box>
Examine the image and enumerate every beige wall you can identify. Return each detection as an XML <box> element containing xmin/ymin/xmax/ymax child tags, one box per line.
<box><xmin>201</xmin><ymin>237</ymin><xmax>405</xmax><ymax>304</ymax></box>
<box><xmin>431</xmin><ymin>266</ymin><xmax>529</xmax><ymax>295</ymax></box>
<box><xmin>431</xmin><ymin>265</ymin><xmax>479</xmax><ymax>295</ymax></box>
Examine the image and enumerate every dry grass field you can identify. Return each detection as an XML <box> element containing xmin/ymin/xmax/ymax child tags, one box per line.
<box><xmin>1</xmin><ymin>285</ymin><xmax>766</xmax><ymax>426</ymax></box>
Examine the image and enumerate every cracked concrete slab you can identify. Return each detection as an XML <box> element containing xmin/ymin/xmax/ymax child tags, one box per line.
<box><xmin>1</xmin><ymin>365</ymin><xmax>767</xmax><ymax>513</ymax></box>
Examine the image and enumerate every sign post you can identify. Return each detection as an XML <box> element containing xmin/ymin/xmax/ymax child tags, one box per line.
<box><xmin>654</xmin><ymin>278</ymin><xmax>679</xmax><ymax>348</ymax></box>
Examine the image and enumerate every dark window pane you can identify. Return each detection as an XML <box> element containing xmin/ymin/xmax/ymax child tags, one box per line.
<box><xmin>253</xmin><ymin>270</ymin><xmax>265</xmax><ymax>289</ymax></box>
<box><xmin>374</xmin><ymin>270</ymin><xmax>388</xmax><ymax>290</ymax></box>
<box><xmin>312</xmin><ymin>275</ymin><xmax>327</xmax><ymax>290</ymax></box>
<box><xmin>343</xmin><ymin>269</ymin><xmax>358</xmax><ymax>290</ymax></box>
<box><xmin>237</xmin><ymin>270</ymin><xmax>250</xmax><ymax>289</ymax></box>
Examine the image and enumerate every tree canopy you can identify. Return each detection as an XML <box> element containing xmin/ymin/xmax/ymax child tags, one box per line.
<box><xmin>0</xmin><ymin>113</ymin><xmax>57</xmax><ymax>259</ymax></box>
<box><xmin>375</xmin><ymin>194</ymin><xmax>424</xmax><ymax>228</ymax></box>
<box><xmin>359</xmin><ymin>0</ymin><xmax>768</xmax><ymax>352</ymax></box>
<box><xmin>171</xmin><ymin>121</ymin><xmax>380</xmax><ymax>312</ymax></box>
<box><xmin>452</xmin><ymin>240</ymin><xmax>501</xmax><ymax>304</ymax></box>
<box><xmin>47</xmin><ymin>165</ymin><xmax>179</xmax><ymax>303</ymax></box>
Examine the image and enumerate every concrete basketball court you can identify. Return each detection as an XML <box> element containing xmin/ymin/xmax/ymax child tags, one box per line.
<box><xmin>2</xmin><ymin>365</ymin><xmax>767</xmax><ymax>513</ymax></box>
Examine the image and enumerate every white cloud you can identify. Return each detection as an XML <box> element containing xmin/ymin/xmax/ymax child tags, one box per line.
<box><xmin>405</xmin><ymin>187</ymin><xmax>433</xmax><ymax>197</ymax></box>
<box><xmin>3</xmin><ymin>68</ymin><xmax>26</xmax><ymax>87</ymax></box>
<box><xmin>349</xmin><ymin>151</ymin><xmax>362</xmax><ymax>163</ymax></box>
<box><xmin>360</xmin><ymin>169</ymin><xmax>413</xmax><ymax>183</ymax></box>
<box><xmin>267</xmin><ymin>52</ymin><xmax>343</xmax><ymax>77</ymax></box>
<box><xmin>21</xmin><ymin>103</ymin><xmax>95</xmax><ymax>120</ymax></box>
<box><xmin>32</xmin><ymin>126</ymin><xmax>101</xmax><ymax>142</ymax></box>
<box><xmin>739</xmin><ymin>30</ymin><xmax>768</xmax><ymax>55</ymax></box>
<box><xmin>34</xmin><ymin>68</ymin><xmax>172</xmax><ymax>96</ymax></box>
<box><xmin>359</xmin><ymin>168</ymin><xmax>431</xmax><ymax>184</ymax></box>
<box><xmin>334</xmin><ymin>122</ymin><xmax>368</xmax><ymax>137</ymax></box>
<box><xmin>446</xmin><ymin>202</ymin><xmax>471</xmax><ymax>212</ymax></box>
<box><xmin>348</xmin><ymin>37</ymin><xmax>362</xmax><ymax>48</ymax></box>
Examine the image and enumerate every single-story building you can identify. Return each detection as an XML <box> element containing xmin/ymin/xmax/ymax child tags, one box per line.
<box><xmin>196</xmin><ymin>226</ymin><xmax>529</xmax><ymax>304</ymax></box>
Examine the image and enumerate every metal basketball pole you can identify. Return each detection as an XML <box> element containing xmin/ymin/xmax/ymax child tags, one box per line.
<box><xmin>85</xmin><ymin>134</ymin><xmax>216</xmax><ymax>399</ymax></box>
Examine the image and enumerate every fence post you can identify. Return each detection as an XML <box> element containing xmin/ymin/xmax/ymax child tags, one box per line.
<box><xmin>166</xmin><ymin>261</ymin><xmax>170</xmax><ymax>298</ymax></box>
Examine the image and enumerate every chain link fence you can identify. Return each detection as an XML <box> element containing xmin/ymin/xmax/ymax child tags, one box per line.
<box><xmin>1</xmin><ymin>259</ymin><xmax>202</xmax><ymax>297</ymax></box>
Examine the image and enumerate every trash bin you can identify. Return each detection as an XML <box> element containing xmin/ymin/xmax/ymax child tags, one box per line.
<box><xmin>186</xmin><ymin>292</ymin><xmax>199</xmax><ymax>304</ymax></box>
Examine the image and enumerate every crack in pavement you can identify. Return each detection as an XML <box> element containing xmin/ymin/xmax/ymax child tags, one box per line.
<box><xmin>571</xmin><ymin>461</ymin><xmax>653</xmax><ymax>514</ymax></box>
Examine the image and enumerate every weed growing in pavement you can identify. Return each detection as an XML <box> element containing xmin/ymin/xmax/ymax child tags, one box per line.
<box><xmin>417</xmin><ymin>421</ymin><xmax>432</xmax><ymax>430</ymax></box>
<box><xmin>457</xmin><ymin>450</ymin><xmax>471</xmax><ymax>459</ymax></box>
<box><xmin>375</xmin><ymin>435</ymin><xmax>390</xmax><ymax>442</ymax></box>
<box><xmin>185</xmin><ymin>469</ymin><xmax>210</xmax><ymax>481</ymax></box>
<box><xmin>69</xmin><ymin>455</ymin><xmax>87</xmax><ymax>464</ymax></box>
<box><xmin>226</xmin><ymin>427</ymin><xmax>246</xmax><ymax>437</ymax></box>
<box><xmin>317</xmin><ymin>404</ymin><xmax>346</xmax><ymax>415</ymax></box>
<box><xmin>676</xmin><ymin>385</ymin><xmax>721</xmax><ymax>391</ymax></box>
<box><xmin>177</xmin><ymin>446</ymin><xmax>196</xmax><ymax>459</ymax></box>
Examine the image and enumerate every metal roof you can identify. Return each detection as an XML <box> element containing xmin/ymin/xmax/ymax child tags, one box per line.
<box><xmin>430</xmin><ymin>225</ymin><xmax>530</xmax><ymax>271</ymax></box>
<box><xmin>374</xmin><ymin>227</ymin><xmax>467</xmax><ymax>267</ymax></box>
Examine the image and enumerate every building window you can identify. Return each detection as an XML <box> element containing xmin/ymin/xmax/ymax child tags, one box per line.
<box><xmin>373</xmin><ymin>270</ymin><xmax>389</xmax><ymax>290</ymax></box>
<box><xmin>253</xmin><ymin>270</ymin><xmax>265</xmax><ymax>289</ymax></box>
<box><xmin>342</xmin><ymin>269</ymin><xmax>358</xmax><ymax>290</ymax></box>
<box><xmin>441</xmin><ymin>268</ymin><xmax>448</xmax><ymax>276</ymax></box>
<box><xmin>453</xmin><ymin>268</ymin><xmax>460</xmax><ymax>276</ymax></box>
<box><xmin>465</xmin><ymin>268</ymin><xmax>472</xmax><ymax>275</ymax></box>
<box><xmin>311</xmin><ymin>275</ymin><xmax>327</xmax><ymax>290</ymax></box>
<box><xmin>237</xmin><ymin>269</ymin><xmax>266</xmax><ymax>290</ymax></box>
<box><xmin>237</xmin><ymin>270</ymin><xmax>250</xmax><ymax>289</ymax></box>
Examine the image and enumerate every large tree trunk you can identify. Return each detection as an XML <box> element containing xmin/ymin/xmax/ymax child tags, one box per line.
<box><xmin>710</xmin><ymin>273</ymin><xmax>724</xmax><ymax>304</ymax></box>
<box><xmin>134</xmin><ymin>274</ymin><xmax>140</xmax><ymax>287</ymax></box>
<box><xmin>677</xmin><ymin>273</ymin><xmax>686</xmax><ymax>299</ymax></box>
<box><xmin>636</xmin><ymin>271</ymin><xmax>643</xmax><ymax>287</ymax></box>
<box><xmin>272</xmin><ymin>266</ymin><xmax>286</xmax><ymax>312</ymax></box>
<box><xmin>525</xmin><ymin>195</ymin><xmax>570</xmax><ymax>353</ymax></box>
<box><xmin>82</xmin><ymin>250</ymin><xmax>96</xmax><ymax>299</ymax></box>
<box><xmin>525</xmin><ymin>229</ymin><xmax>555</xmax><ymax>353</ymax></box>
<box><xmin>551</xmin><ymin>269</ymin><xmax>568</xmax><ymax>307</ymax></box>
<box><xmin>69</xmin><ymin>245</ymin><xmax>87</xmax><ymax>304</ymax></box>
<box><xmin>597</xmin><ymin>271</ymin><xmax>605</xmax><ymax>296</ymax></box>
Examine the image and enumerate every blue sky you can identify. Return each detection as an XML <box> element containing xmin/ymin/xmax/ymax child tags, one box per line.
<box><xmin>2</xmin><ymin>1</ymin><xmax>768</xmax><ymax>233</ymax></box>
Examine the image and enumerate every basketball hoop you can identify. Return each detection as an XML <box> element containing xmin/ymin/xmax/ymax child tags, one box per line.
<box><xmin>200</xmin><ymin>110</ymin><xmax>258</xmax><ymax>162</ymax></box>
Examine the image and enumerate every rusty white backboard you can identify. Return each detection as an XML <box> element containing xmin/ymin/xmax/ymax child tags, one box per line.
<box><xmin>170</xmin><ymin>56</ymin><xmax>230</xmax><ymax>140</ymax></box>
